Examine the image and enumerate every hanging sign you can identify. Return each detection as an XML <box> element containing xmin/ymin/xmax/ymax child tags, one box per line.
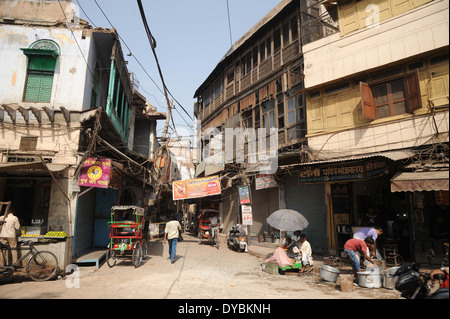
<box><xmin>241</xmin><ymin>204</ymin><xmax>253</xmax><ymax>226</ymax></box>
<box><xmin>173</xmin><ymin>175</ymin><xmax>221</xmax><ymax>200</ymax></box>
<box><xmin>255</xmin><ymin>174</ymin><xmax>277</xmax><ymax>190</ymax></box>
<box><xmin>78</xmin><ymin>158</ymin><xmax>112</xmax><ymax>189</ymax></box>
<box><xmin>238</xmin><ymin>185</ymin><xmax>251</xmax><ymax>205</ymax></box>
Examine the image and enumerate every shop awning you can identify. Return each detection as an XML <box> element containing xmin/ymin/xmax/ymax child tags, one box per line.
<box><xmin>0</xmin><ymin>162</ymin><xmax>68</xmax><ymax>172</ymax></box>
<box><xmin>390</xmin><ymin>170</ymin><xmax>449</xmax><ymax>192</ymax></box>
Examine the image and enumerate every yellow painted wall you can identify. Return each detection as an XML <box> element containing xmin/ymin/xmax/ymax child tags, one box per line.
<box><xmin>306</xmin><ymin>57</ymin><xmax>449</xmax><ymax>135</ymax></box>
<box><xmin>338</xmin><ymin>0</ymin><xmax>434</xmax><ymax>36</ymax></box>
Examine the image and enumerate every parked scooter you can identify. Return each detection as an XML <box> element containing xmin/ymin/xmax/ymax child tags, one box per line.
<box><xmin>227</xmin><ymin>224</ymin><xmax>247</xmax><ymax>253</ymax></box>
<box><xmin>394</xmin><ymin>249</ymin><xmax>449</xmax><ymax>299</ymax></box>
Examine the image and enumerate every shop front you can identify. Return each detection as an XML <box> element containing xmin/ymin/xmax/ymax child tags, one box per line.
<box><xmin>296</xmin><ymin>156</ymin><xmax>414</xmax><ymax>262</ymax></box>
<box><xmin>390</xmin><ymin>168</ymin><xmax>449</xmax><ymax>265</ymax></box>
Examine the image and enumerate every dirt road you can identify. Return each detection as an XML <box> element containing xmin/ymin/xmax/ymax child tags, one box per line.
<box><xmin>0</xmin><ymin>233</ymin><xmax>402</xmax><ymax>300</ymax></box>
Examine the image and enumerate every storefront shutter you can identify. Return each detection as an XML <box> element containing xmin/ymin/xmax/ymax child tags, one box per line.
<box><xmin>285</xmin><ymin>176</ymin><xmax>327</xmax><ymax>252</ymax></box>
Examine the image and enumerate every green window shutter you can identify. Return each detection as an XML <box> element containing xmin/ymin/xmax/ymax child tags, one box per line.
<box><xmin>24</xmin><ymin>72</ymin><xmax>54</xmax><ymax>102</ymax></box>
<box><xmin>23</xmin><ymin>56</ymin><xmax>57</xmax><ymax>102</ymax></box>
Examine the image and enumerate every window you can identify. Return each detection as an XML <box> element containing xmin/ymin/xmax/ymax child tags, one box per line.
<box><xmin>227</xmin><ymin>66</ymin><xmax>234</xmax><ymax>84</ymax></box>
<box><xmin>282</xmin><ymin>23</ymin><xmax>290</xmax><ymax>47</ymax></box>
<box><xmin>241</xmin><ymin>52</ymin><xmax>252</xmax><ymax>76</ymax></box>
<box><xmin>287</xmin><ymin>95</ymin><xmax>304</xmax><ymax>125</ymax></box>
<box><xmin>260</xmin><ymin>37</ymin><xmax>271</xmax><ymax>62</ymax></box>
<box><xmin>262</xmin><ymin>100</ymin><xmax>275</xmax><ymax>133</ymax></box>
<box><xmin>21</xmin><ymin>40</ymin><xmax>60</xmax><ymax>103</ymax></box>
<box><xmin>360</xmin><ymin>70</ymin><xmax>422</xmax><ymax>120</ymax></box>
<box><xmin>290</xmin><ymin>17</ymin><xmax>298</xmax><ymax>42</ymax></box>
<box><xmin>274</xmin><ymin>29</ymin><xmax>281</xmax><ymax>54</ymax></box>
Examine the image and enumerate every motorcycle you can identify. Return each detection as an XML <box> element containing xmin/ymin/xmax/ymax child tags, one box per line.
<box><xmin>394</xmin><ymin>248</ymin><xmax>449</xmax><ymax>299</ymax></box>
<box><xmin>227</xmin><ymin>224</ymin><xmax>247</xmax><ymax>253</ymax></box>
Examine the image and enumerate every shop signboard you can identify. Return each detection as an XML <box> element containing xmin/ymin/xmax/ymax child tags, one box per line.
<box><xmin>241</xmin><ymin>204</ymin><xmax>253</xmax><ymax>226</ymax></box>
<box><xmin>78</xmin><ymin>158</ymin><xmax>112</xmax><ymax>189</ymax></box>
<box><xmin>173</xmin><ymin>175</ymin><xmax>221</xmax><ymax>200</ymax></box>
<box><xmin>255</xmin><ymin>174</ymin><xmax>277</xmax><ymax>190</ymax></box>
<box><xmin>298</xmin><ymin>159</ymin><xmax>389</xmax><ymax>184</ymax></box>
<box><xmin>238</xmin><ymin>185</ymin><xmax>251</xmax><ymax>205</ymax></box>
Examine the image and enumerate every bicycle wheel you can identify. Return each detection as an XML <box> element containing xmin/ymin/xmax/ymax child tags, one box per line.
<box><xmin>106</xmin><ymin>244</ymin><xmax>117</xmax><ymax>268</ymax></box>
<box><xmin>26</xmin><ymin>251</ymin><xmax>58</xmax><ymax>281</ymax></box>
<box><xmin>132</xmin><ymin>242</ymin><xmax>143</xmax><ymax>268</ymax></box>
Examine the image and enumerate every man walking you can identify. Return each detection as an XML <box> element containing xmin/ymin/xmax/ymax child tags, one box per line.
<box><xmin>164</xmin><ymin>215</ymin><xmax>181</xmax><ymax>264</ymax></box>
<box><xmin>0</xmin><ymin>207</ymin><xmax>21</xmax><ymax>267</ymax></box>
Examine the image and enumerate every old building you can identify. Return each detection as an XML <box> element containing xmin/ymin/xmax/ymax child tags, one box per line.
<box><xmin>0</xmin><ymin>0</ymin><xmax>166</xmax><ymax>267</ymax></box>
<box><xmin>301</xmin><ymin>0</ymin><xmax>449</xmax><ymax>262</ymax></box>
<box><xmin>193</xmin><ymin>0</ymin><xmax>333</xmax><ymax>251</ymax></box>
<box><xmin>194</xmin><ymin>0</ymin><xmax>448</xmax><ymax>261</ymax></box>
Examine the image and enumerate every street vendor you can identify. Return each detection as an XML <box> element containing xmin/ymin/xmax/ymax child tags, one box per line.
<box><xmin>344</xmin><ymin>237</ymin><xmax>381</xmax><ymax>277</ymax></box>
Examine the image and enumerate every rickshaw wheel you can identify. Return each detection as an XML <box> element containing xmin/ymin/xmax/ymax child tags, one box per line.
<box><xmin>132</xmin><ymin>242</ymin><xmax>143</xmax><ymax>268</ymax></box>
<box><xmin>106</xmin><ymin>244</ymin><xmax>117</xmax><ymax>268</ymax></box>
<box><xmin>142</xmin><ymin>239</ymin><xmax>148</xmax><ymax>258</ymax></box>
<box><xmin>197</xmin><ymin>231</ymin><xmax>202</xmax><ymax>245</ymax></box>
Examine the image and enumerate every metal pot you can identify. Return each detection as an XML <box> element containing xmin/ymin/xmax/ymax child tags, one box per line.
<box><xmin>383</xmin><ymin>266</ymin><xmax>400</xmax><ymax>289</ymax></box>
<box><xmin>358</xmin><ymin>271</ymin><xmax>382</xmax><ymax>288</ymax></box>
<box><xmin>320</xmin><ymin>264</ymin><xmax>340</xmax><ymax>282</ymax></box>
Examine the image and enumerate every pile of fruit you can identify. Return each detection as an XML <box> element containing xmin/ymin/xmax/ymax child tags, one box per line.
<box><xmin>21</xmin><ymin>234</ymin><xmax>40</xmax><ymax>237</ymax></box>
<box><xmin>44</xmin><ymin>231</ymin><xmax>68</xmax><ymax>238</ymax></box>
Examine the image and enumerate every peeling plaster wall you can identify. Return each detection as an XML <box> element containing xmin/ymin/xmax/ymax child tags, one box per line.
<box><xmin>0</xmin><ymin>24</ymin><xmax>91</xmax><ymax>111</ymax></box>
<box><xmin>0</xmin><ymin>0</ymin><xmax>75</xmax><ymax>25</ymax></box>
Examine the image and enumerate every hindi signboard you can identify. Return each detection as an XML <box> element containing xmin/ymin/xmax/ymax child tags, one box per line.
<box><xmin>78</xmin><ymin>158</ymin><xmax>112</xmax><ymax>189</ymax></box>
<box><xmin>298</xmin><ymin>160</ymin><xmax>389</xmax><ymax>184</ymax></box>
<box><xmin>173</xmin><ymin>175</ymin><xmax>221</xmax><ymax>200</ymax></box>
<box><xmin>241</xmin><ymin>204</ymin><xmax>253</xmax><ymax>226</ymax></box>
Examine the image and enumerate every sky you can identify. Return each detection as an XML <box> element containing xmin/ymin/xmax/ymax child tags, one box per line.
<box><xmin>75</xmin><ymin>0</ymin><xmax>282</xmax><ymax>140</ymax></box>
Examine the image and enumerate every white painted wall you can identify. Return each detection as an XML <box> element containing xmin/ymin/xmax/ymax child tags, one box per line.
<box><xmin>0</xmin><ymin>24</ymin><xmax>91</xmax><ymax>111</ymax></box>
<box><xmin>308</xmin><ymin>110</ymin><xmax>449</xmax><ymax>157</ymax></box>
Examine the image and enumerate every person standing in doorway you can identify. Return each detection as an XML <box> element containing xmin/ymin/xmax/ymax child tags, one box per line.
<box><xmin>0</xmin><ymin>207</ymin><xmax>21</xmax><ymax>267</ymax></box>
<box><xmin>164</xmin><ymin>214</ymin><xmax>181</xmax><ymax>264</ymax></box>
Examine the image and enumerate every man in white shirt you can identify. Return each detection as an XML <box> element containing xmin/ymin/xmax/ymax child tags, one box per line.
<box><xmin>0</xmin><ymin>208</ymin><xmax>21</xmax><ymax>267</ymax></box>
<box><xmin>298</xmin><ymin>234</ymin><xmax>313</xmax><ymax>273</ymax></box>
<box><xmin>164</xmin><ymin>215</ymin><xmax>181</xmax><ymax>264</ymax></box>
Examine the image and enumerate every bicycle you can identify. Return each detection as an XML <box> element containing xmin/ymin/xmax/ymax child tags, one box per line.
<box><xmin>0</xmin><ymin>239</ymin><xmax>58</xmax><ymax>282</ymax></box>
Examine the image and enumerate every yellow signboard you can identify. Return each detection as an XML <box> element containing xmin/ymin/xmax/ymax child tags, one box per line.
<box><xmin>173</xmin><ymin>176</ymin><xmax>221</xmax><ymax>200</ymax></box>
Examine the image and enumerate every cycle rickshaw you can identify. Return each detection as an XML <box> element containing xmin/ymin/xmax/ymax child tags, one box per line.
<box><xmin>106</xmin><ymin>205</ymin><xmax>148</xmax><ymax>268</ymax></box>
<box><xmin>197</xmin><ymin>209</ymin><xmax>220</xmax><ymax>249</ymax></box>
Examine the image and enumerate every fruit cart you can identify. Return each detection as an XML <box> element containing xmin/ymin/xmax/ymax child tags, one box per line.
<box><xmin>106</xmin><ymin>205</ymin><xmax>148</xmax><ymax>268</ymax></box>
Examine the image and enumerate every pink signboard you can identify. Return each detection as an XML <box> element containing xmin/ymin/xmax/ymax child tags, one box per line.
<box><xmin>78</xmin><ymin>158</ymin><xmax>111</xmax><ymax>189</ymax></box>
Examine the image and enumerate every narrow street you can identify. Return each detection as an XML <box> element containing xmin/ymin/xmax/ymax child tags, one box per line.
<box><xmin>0</xmin><ymin>233</ymin><xmax>402</xmax><ymax>300</ymax></box>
